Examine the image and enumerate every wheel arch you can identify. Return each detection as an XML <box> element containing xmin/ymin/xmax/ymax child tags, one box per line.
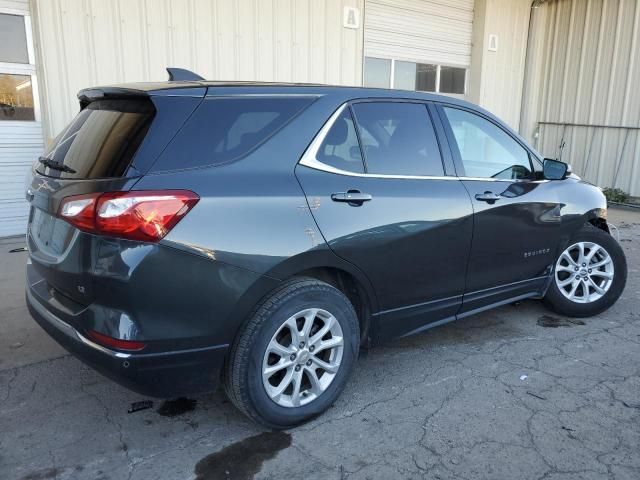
<box><xmin>264</xmin><ymin>250</ymin><xmax>378</xmax><ymax>346</ymax></box>
<box><xmin>293</xmin><ymin>266</ymin><xmax>373</xmax><ymax>346</ymax></box>
<box><xmin>588</xmin><ymin>216</ymin><xmax>610</xmax><ymax>233</ymax></box>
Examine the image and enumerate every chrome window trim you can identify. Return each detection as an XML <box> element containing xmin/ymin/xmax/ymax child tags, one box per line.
<box><xmin>298</xmin><ymin>103</ymin><xmax>542</xmax><ymax>183</ymax></box>
<box><xmin>458</xmin><ymin>176</ymin><xmax>549</xmax><ymax>183</ymax></box>
<box><xmin>205</xmin><ymin>93</ymin><xmax>323</xmax><ymax>98</ymax></box>
<box><xmin>299</xmin><ymin>103</ymin><xmax>456</xmax><ymax>181</ymax></box>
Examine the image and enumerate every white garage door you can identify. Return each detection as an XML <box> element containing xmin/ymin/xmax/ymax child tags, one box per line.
<box><xmin>363</xmin><ymin>0</ymin><xmax>474</xmax><ymax>95</ymax></box>
<box><xmin>0</xmin><ymin>2</ymin><xmax>43</xmax><ymax>237</ymax></box>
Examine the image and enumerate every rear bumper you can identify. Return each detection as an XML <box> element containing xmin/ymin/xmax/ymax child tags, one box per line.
<box><xmin>27</xmin><ymin>287</ymin><xmax>228</xmax><ymax>398</ymax></box>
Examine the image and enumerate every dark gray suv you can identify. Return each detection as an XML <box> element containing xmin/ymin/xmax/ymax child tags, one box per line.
<box><xmin>25</xmin><ymin>71</ymin><xmax>627</xmax><ymax>428</ymax></box>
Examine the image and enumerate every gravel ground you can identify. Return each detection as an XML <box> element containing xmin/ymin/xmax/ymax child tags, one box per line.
<box><xmin>1</xmin><ymin>207</ymin><xmax>639</xmax><ymax>480</ymax></box>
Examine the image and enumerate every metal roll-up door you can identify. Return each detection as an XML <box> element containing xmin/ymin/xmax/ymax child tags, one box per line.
<box><xmin>364</xmin><ymin>0</ymin><xmax>474</xmax><ymax>66</ymax></box>
<box><xmin>363</xmin><ymin>0</ymin><xmax>474</xmax><ymax>94</ymax></box>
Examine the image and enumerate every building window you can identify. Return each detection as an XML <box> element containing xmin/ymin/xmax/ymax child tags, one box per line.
<box><xmin>363</xmin><ymin>57</ymin><xmax>391</xmax><ymax>89</ymax></box>
<box><xmin>363</xmin><ymin>57</ymin><xmax>466</xmax><ymax>95</ymax></box>
<box><xmin>416</xmin><ymin>64</ymin><xmax>438</xmax><ymax>92</ymax></box>
<box><xmin>0</xmin><ymin>74</ymin><xmax>34</xmax><ymax>121</ymax></box>
<box><xmin>392</xmin><ymin>61</ymin><xmax>416</xmax><ymax>90</ymax></box>
<box><xmin>0</xmin><ymin>13</ymin><xmax>29</xmax><ymax>64</ymax></box>
<box><xmin>392</xmin><ymin>61</ymin><xmax>438</xmax><ymax>92</ymax></box>
<box><xmin>0</xmin><ymin>12</ymin><xmax>37</xmax><ymax>122</ymax></box>
<box><xmin>439</xmin><ymin>66</ymin><xmax>466</xmax><ymax>94</ymax></box>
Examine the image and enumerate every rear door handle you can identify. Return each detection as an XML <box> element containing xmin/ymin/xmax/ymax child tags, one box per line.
<box><xmin>474</xmin><ymin>191</ymin><xmax>501</xmax><ymax>203</ymax></box>
<box><xmin>331</xmin><ymin>190</ymin><xmax>372</xmax><ymax>206</ymax></box>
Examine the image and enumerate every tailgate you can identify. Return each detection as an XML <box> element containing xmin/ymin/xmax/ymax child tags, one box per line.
<box><xmin>26</xmin><ymin>89</ymin><xmax>204</xmax><ymax>305</ymax></box>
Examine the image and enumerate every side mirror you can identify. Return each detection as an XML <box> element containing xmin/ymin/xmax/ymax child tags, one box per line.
<box><xmin>543</xmin><ymin>158</ymin><xmax>568</xmax><ymax>180</ymax></box>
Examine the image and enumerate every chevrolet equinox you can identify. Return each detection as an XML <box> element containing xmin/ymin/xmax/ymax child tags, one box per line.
<box><xmin>25</xmin><ymin>69</ymin><xmax>627</xmax><ymax>428</ymax></box>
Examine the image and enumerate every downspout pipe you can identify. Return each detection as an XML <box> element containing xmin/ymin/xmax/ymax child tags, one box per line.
<box><xmin>520</xmin><ymin>0</ymin><xmax>549</xmax><ymax>144</ymax></box>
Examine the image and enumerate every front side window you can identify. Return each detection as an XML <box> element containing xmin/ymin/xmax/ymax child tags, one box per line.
<box><xmin>352</xmin><ymin>102</ymin><xmax>443</xmax><ymax>176</ymax></box>
<box><xmin>316</xmin><ymin>108</ymin><xmax>364</xmax><ymax>173</ymax></box>
<box><xmin>443</xmin><ymin>107</ymin><xmax>532</xmax><ymax>180</ymax></box>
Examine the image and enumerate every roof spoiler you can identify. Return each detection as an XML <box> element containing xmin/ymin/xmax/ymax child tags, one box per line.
<box><xmin>166</xmin><ymin>67</ymin><xmax>205</xmax><ymax>81</ymax></box>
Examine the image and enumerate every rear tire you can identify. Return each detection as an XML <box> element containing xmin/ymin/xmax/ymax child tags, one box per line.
<box><xmin>224</xmin><ymin>277</ymin><xmax>359</xmax><ymax>429</ymax></box>
<box><xmin>544</xmin><ymin>225</ymin><xmax>627</xmax><ymax>317</ymax></box>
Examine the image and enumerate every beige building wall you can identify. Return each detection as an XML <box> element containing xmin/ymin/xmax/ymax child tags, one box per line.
<box><xmin>31</xmin><ymin>0</ymin><xmax>364</xmax><ymax>142</ymax></box>
<box><xmin>521</xmin><ymin>0</ymin><xmax>640</xmax><ymax>196</ymax></box>
<box><xmin>468</xmin><ymin>0</ymin><xmax>532</xmax><ymax>130</ymax></box>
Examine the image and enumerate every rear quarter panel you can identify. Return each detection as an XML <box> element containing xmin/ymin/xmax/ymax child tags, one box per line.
<box><xmin>132</xmin><ymin>93</ymin><xmax>378</xmax><ymax>342</ymax></box>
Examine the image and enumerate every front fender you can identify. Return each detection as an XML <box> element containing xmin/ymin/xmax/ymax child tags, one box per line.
<box><xmin>557</xmin><ymin>178</ymin><xmax>608</xmax><ymax>243</ymax></box>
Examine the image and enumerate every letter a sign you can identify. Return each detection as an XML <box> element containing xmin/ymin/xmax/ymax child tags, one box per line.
<box><xmin>343</xmin><ymin>6</ymin><xmax>360</xmax><ymax>29</ymax></box>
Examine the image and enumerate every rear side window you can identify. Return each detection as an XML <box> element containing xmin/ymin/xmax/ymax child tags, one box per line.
<box><xmin>351</xmin><ymin>102</ymin><xmax>444</xmax><ymax>176</ymax></box>
<box><xmin>153</xmin><ymin>97</ymin><xmax>315</xmax><ymax>170</ymax></box>
<box><xmin>315</xmin><ymin>108</ymin><xmax>364</xmax><ymax>173</ymax></box>
<box><xmin>37</xmin><ymin>99</ymin><xmax>154</xmax><ymax>179</ymax></box>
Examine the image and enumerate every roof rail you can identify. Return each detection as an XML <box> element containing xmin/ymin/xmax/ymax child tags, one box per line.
<box><xmin>166</xmin><ymin>67</ymin><xmax>205</xmax><ymax>81</ymax></box>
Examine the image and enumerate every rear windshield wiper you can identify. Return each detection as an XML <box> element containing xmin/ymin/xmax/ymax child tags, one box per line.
<box><xmin>38</xmin><ymin>156</ymin><xmax>77</xmax><ymax>174</ymax></box>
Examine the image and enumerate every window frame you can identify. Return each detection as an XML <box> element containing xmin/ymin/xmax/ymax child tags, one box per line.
<box><xmin>150</xmin><ymin>94</ymin><xmax>320</xmax><ymax>172</ymax></box>
<box><xmin>362</xmin><ymin>57</ymin><xmax>392</xmax><ymax>90</ymax></box>
<box><xmin>434</xmin><ymin>102</ymin><xmax>543</xmax><ymax>182</ymax></box>
<box><xmin>363</xmin><ymin>56</ymin><xmax>467</xmax><ymax>96</ymax></box>
<box><xmin>0</xmin><ymin>8</ymin><xmax>40</xmax><ymax>123</ymax></box>
<box><xmin>314</xmin><ymin>106</ymin><xmax>366</xmax><ymax>174</ymax></box>
<box><xmin>299</xmin><ymin>99</ymin><xmax>456</xmax><ymax>179</ymax></box>
<box><xmin>349</xmin><ymin>99</ymin><xmax>447</xmax><ymax>177</ymax></box>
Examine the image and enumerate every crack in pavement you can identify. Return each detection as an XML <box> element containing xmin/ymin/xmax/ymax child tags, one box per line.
<box><xmin>2</xmin><ymin>220</ymin><xmax>639</xmax><ymax>480</ymax></box>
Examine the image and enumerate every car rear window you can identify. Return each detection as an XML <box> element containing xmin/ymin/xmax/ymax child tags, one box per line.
<box><xmin>151</xmin><ymin>96</ymin><xmax>315</xmax><ymax>171</ymax></box>
<box><xmin>36</xmin><ymin>99</ymin><xmax>154</xmax><ymax>179</ymax></box>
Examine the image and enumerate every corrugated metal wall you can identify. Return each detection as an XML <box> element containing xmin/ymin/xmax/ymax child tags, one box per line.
<box><xmin>31</xmin><ymin>0</ymin><xmax>364</xmax><ymax>142</ymax></box>
<box><xmin>364</xmin><ymin>0</ymin><xmax>474</xmax><ymax>67</ymax></box>
<box><xmin>468</xmin><ymin>0</ymin><xmax>531</xmax><ymax>129</ymax></box>
<box><xmin>521</xmin><ymin>0</ymin><xmax>640</xmax><ymax>196</ymax></box>
<box><xmin>0</xmin><ymin>0</ymin><xmax>28</xmax><ymax>12</ymax></box>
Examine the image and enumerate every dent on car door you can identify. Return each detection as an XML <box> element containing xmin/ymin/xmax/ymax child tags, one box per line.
<box><xmin>295</xmin><ymin>101</ymin><xmax>473</xmax><ymax>342</ymax></box>
<box><xmin>437</xmin><ymin>105</ymin><xmax>563</xmax><ymax>314</ymax></box>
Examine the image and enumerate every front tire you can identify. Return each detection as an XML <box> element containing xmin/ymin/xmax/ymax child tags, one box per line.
<box><xmin>224</xmin><ymin>277</ymin><xmax>359</xmax><ymax>429</ymax></box>
<box><xmin>544</xmin><ymin>225</ymin><xmax>627</xmax><ymax>317</ymax></box>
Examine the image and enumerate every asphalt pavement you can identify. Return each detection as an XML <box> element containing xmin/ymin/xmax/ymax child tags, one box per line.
<box><xmin>1</xmin><ymin>207</ymin><xmax>639</xmax><ymax>480</ymax></box>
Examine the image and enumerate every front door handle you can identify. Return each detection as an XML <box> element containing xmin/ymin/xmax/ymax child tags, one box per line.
<box><xmin>331</xmin><ymin>190</ymin><xmax>372</xmax><ymax>206</ymax></box>
<box><xmin>475</xmin><ymin>191</ymin><xmax>501</xmax><ymax>203</ymax></box>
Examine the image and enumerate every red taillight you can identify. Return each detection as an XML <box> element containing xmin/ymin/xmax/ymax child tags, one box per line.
<box><xmin>59</xmin><ymin>193</ymin><xmax>100</xmax><ymax>231</ymax></box>
<box><xmin>86</xmin><ymin>330</ymin><xmax>146</xmax><ymax>351</ymax></box>
<box><xmin>58</xmin><ymin>190</ymin><xmax>199</xmax><ymax>242</ymax></box>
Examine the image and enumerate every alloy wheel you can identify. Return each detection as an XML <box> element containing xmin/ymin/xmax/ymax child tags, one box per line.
<box><xmin>555</xmin><ymin>241</ymin><xmax>614</xmax><ymax>303</ymax></box>
<box><xmin>262</xmin><ymin>308</ymin><xmax>344</xmax><ymax>408</ymax></box>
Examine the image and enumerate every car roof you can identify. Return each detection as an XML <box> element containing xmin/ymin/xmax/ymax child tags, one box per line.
<box><xmin>78</xmin><ymin>80</ymin><xmax>474</xmax><ymax>108</ymax></box>
<box><xmin>76</xmin><ymin>79</ymin><xmax>538</xmax><ymax>161</ymax></box>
